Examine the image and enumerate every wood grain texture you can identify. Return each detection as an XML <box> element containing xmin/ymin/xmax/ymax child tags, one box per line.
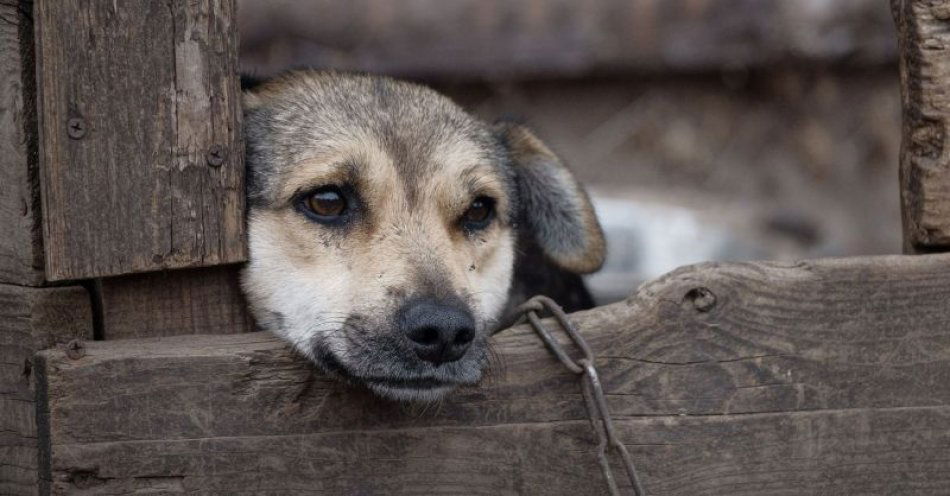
<box><xmin>893</xmin><ymin>0</ymin><xmax>950</xmax><ymax>252</ymax></box>
<box><xmin>240</xmin><ymin>0</ymin><xmax>896</xmax><ymax>79</ymax></box>
<box><xmin>34</xmin><ymin>0</ymin><xmax>245</xmax><ymax>281</ymax></box>
<box><xmin>0</xmin><ymin>0</ymin><xmax>44</xmax><ymax>286</ymax></box>
<box><xmin>0</xmin><ymin>284</ymin><xmax>91</xmax><ymax>496</ymax></box>
<box><xmin>100</xmin><ymin>264</ymin><xmax>254</xmax><ymax>340</ymax></box>
<box><xmin>35</xmin><ymin>253</ymin><xmax>950</xmax><ymax>495</ymax></box>
<box><xmin>37</xmin><ymin>407</ymin><xmax>950</xmax><ymax>495</ymax></box>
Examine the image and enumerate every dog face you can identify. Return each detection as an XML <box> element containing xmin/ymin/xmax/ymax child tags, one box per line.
<box><xmin>242</xmin><ymin>71</ymin><xmax>605</xmax><ymax>401</ymax></box>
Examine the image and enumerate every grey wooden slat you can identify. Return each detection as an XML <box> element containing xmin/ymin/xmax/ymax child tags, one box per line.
<box><xmin>893</xmin><ymin>0</ymin><xmax>950</xmax><ymax>252</ymax></box>
<box><xmin>35</xmin><ymin>0</ymin><xmax>245</xmax><ymax>281</ymax></box>
<box><xmin>0</xmin><ymin>284</ymin><xmax>92</xmax><ymax>496</ymax></box>
<box><xmin>35</xmin><ymin>253</ymin><xmax>950</xmax><ymax>494</ymax></box>
<box><xmin>41</xmin><ymin>407</ymin><xmax>950</xmax><ymax>495</ymax></box>
<box><xmin>100</xmin><ymin>264</ymin><xmax>254</xmax><ymax>340</ymax></box>
<box><xmin>0</xmin><ymin>0</ymin><xmax>44</xmax><ymax>286</ymax></box>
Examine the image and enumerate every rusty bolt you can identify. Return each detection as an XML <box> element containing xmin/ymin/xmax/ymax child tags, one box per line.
<box><xmin>206</xmin><ymin>144</ymin><xmax>227</xmax><ymax>167</ymax></box>
<box><xmin>67</xmin><ymin>117</ymin><xmax>86</xmax><ymax>139</ymax></box>
<box><xmin>685</xmin><ymin>287</ymin><xmax>717</xmax><ymax>312</ymax></box>
<box><xmin>65</xmin><ymin>339</ymin><xmax>85</xmax><ymax>360</ymax></box>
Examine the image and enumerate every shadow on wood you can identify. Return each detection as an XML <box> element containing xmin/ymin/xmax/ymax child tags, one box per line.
<box><xmin>99</xmin><ymin>265</ymin><xmax>254</xmax><ymax>340</ymax></box>
<box><xmin>35</xmin><ymin>254</ymin><xmax>950</xmax><ymax>494</ymax></box>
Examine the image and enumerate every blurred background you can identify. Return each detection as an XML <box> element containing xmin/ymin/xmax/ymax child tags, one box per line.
<box><xmin>238</xmin><ymin>0</ymin><xmax>901</xmax><ymax>303</ymax></box>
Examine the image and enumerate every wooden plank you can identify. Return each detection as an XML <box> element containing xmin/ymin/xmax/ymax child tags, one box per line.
<box><xmin>35</xmin><ymin>253</ymin><xmax>950</xmax><ymax>494</ymax></box>
<box><xmin>240</xmin><ymin>0</ymin><xmax>897</xmax><ymax>79</ymax></box>
<box><xmin>0</xmin><ymin>0</ymin><xmax>44</xmax><ymax>286</ymax></box>
<box><xmin>100</xmin><ymin>264</ymin><xmax>254</xmax><ymax>340</ymax></box>
<box><xmin>34</xmin><ymin>0</ymin><xmax>245</xmax><ymax>281</ymax></box>
<box><xmin>0</xmin><ymin>284</ymin><xmax>92</xmax><ymax>496</ymax></box>
<box><xmin>38</xmin><ymin>407</ymin><xmax>950</xmax><ymax>495</ymax></box>
<box><xmin>892</xmin><ymin>0</ymin><xmax>950</xmax><ymax>252</ymax></box>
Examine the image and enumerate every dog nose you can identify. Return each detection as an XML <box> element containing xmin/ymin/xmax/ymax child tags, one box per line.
<box><xmin>398</xmin><ymin>300</ymin><xmax>476</xmax><ymax>365</ymax></box>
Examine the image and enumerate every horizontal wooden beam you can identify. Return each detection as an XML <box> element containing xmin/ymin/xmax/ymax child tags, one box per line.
<box><xmin>35</xmin><ymin>253</ymin><xmax>950</xmax><ymax>494</ymax></box>
<box><xmin>240</xmin><ymin>0</ymin><xmax>897</xmax><ymax>80</ymax></box>
<box><xmin>36</xmin><ymin>407</ymin><xmax>950</xmax><ymax>495</ymax></box>
<box><xmin>893</xmin><ymin>0</ymin><xmax>950</xmax><ymax>252</ymax></box>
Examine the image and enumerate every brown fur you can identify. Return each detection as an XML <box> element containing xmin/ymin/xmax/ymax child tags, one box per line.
<box><xmin>241</xmin><ymin>70</ymin><xmax>604</xmax><ymax>401</ymax></box>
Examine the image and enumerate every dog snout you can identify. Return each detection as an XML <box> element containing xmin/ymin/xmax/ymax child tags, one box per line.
<box><xmin>398</xmin><ymin>300</ymin><xmax>476</xmax><ymax>365</ymax></box>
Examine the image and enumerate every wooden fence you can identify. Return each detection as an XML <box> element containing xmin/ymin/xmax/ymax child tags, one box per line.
<box><xmin>1</xmin><ymin>1</ymin><xmax>949</xmax><ymax>495</ymax></box>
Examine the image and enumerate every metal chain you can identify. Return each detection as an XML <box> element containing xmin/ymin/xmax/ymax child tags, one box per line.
<box><xmin>514</xmin><ymin>295</ymin><xmax>646</xmax><ymax>496</ymax></box>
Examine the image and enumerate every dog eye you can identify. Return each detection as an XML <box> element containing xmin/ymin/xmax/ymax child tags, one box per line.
<box><xmin>303</xmin><ymin>186</ymin><xmax>347</xmax><ymax>219</ymax></box>
<box><xmin>461</xmin><ymin>196</ymin><xmax>495</xmax><ymax>231</ymax></box>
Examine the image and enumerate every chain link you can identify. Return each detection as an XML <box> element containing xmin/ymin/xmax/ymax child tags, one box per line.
<box><xmin>513</xmin><ymin>295</ymin><xmax>646</xmax><ymax>496</ymax></box>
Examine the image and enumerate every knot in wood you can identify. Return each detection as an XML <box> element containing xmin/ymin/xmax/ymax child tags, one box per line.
<box><xmin>685</xmin><ymin>287</ymin><xmax>717</xmax><ymax>312</ymax></box>
<box><xmin>65</xmin><ymin>338</ymin><xmax>85</xmax><ymax>360</ymax></box>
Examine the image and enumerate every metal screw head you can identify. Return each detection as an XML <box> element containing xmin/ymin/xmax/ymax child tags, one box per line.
<box><xmin>206</xmin><ymin>144</ymin><xmax>227</xmax><ymax>167</ymax></box>
<box><xmin>685</xmin><ymin>287</ymin><xmax>717</xmax><ymax>312</ymax></box>
<box><xmin>67</xmin><ymin>117</ymin><xmax>86</xmax><ymax>139</ymax></box>
<box><xmin>65</xmin><ymin>339</ymin><xmax>85</xmax><ymax>360</ymax></box>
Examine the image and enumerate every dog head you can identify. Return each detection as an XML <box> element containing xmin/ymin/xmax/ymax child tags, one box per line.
<box><xmin>241</xmin><ymin>71</ymin><xmax>604</xmax><ymax>401</ymax></box>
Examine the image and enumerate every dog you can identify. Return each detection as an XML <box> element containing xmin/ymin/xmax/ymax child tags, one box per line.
<box><xmin>241</xmin><ymin>70</ymin><xmax>605</xmax><ymax>401</ymax></box>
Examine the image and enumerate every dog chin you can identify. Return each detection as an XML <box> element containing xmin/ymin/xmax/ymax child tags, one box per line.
<box><xmin>356</xmin><ymin>369</ymin><xmax>485</xmax><ymax>402</ymax></box>
<box><xmin>309</xmin><ymin>347</ymin><xmax>484</xmax><ymax>403</ymax></box>
<box><xmin>364</xmin><ymin>380</ymin><xmax>459</xmax><ymax>403</ymax></box>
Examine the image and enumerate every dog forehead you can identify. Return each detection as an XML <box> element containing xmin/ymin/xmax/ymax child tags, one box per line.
<box><xmin>246</xmin><ymin>71</ymin><xmax>513</xmax><ymax>206</ymax></box>
<box><xmin>257</xmin><ymin>74</ymin><xmax>481</xmax><ymax>155</ymax></box>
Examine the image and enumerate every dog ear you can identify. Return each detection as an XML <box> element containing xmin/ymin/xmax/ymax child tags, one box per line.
<box><xmin>496</xmin><ymin>123</ymin><xmax>606</xmax><ymax>274</ymax></box>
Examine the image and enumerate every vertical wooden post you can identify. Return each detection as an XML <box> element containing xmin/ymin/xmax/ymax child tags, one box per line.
<box><xmin>0</xmin><ymin>287</ymin><xmax>92</xmax><ymax>496</ymax></box>
<box><xmin>0</xmin><ymin>3</ymin><xmax>97</xmax><ymax>494</ymax></box>
<box><xmin>0</xmin><ymin>0</ymin><xmax>44</xmax><ymax>286</ymax></box>
<box><xmin>0</xmin><ymin>3</ymin><xmax>44</xmax><ymax>493</ymax></box>
<box><xmin>34</xmin><ymin>0</ymin><xmax>245</xmax><ymax>281</ymax></box>
<box><xmin>892</xmin><ymin>0</ymin><xmax>950</xmax><ymax>253</ymax></box>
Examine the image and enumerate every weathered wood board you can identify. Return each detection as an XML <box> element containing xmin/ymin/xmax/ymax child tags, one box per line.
<box><xmin>34</xmin><ymin>0</ymin><xmax>245</xmax><ymax>281</ymax></box>
<box><xmin>100</xmin><ymin>264</ymin><xmax>254</xmax><ymax>340</ymax></box>
<box><xmin>240</xmin><ymin>0</ymin><xmax>896</xmax><ymax>79</ymax></box>
<box><xmin>0</xmin><ymin>0</ymin><xmax>44</xmax><ymax>286</ymax></box>
<box><xmin>35</xmin><ymin>254</ymin><xmax>950</xmax><ymax>494</ymax></box>
<box><xmin>893</xmin><ymin>0</ymin><xmax>950</xmax><ymax>252</ymax></box>
<box><xmin>0</xmin><ymin>285</ymin><xmax>92</xmax><ymax>496</ymax></box>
